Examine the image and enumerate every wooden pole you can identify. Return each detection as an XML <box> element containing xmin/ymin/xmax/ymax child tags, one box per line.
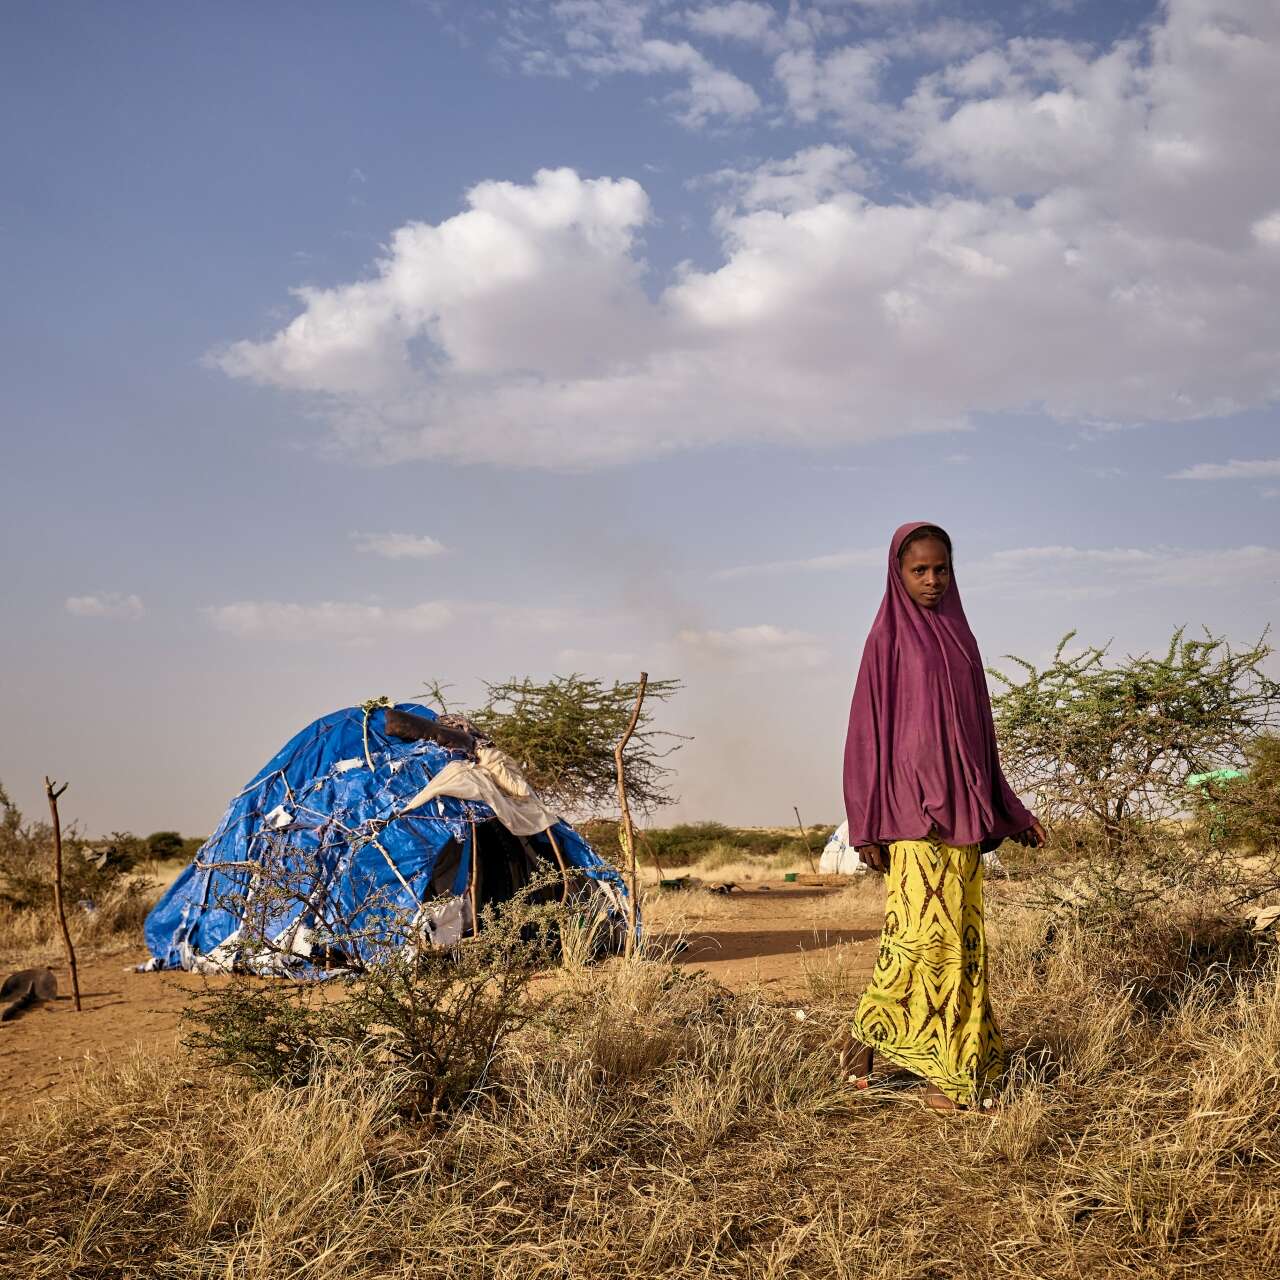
<box><xmin>467</xmin><ymin>820</ymin><xmax>480</xmax><ymax>938</ymax></box>
<box><xmin>614</xmin><ymin>673</ymin><xmax>648</xmax><ymax>958</ymax></box>
<box><xmin>544</xmin><ymin>826</ymin><xmax>572</xmax><ymax>905</ymax></box>
<box><xmin>44</xmin><ymin>777</ymin><xmax>81</xmax><ymax>1012</ymax></box>
<box><xmin>637</xmin><ymin>827</ymin><xmax>666</xmax><ymax>882</ymax></box>
<box><xmin>794</xmin><ymin>805</ymin><xmax>818</xmax><ymax>874</ymax></box>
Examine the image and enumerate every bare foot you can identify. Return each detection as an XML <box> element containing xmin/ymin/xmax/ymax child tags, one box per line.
<box><xmin>922</xmin><ymin>1084</ymin><xmax>995</xmax><ymax>1114</ymax></box>
<box><xmin>837</xmin><ymin>1034</ymin><xmax>873</xmax><ymax>1086</ymax></box>
<box><xmin>923</xmin><ymin>1084</ymin><xmax>965</xmax><ymax>1113</ymax></box>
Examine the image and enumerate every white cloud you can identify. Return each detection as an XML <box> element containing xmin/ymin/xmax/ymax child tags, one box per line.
<box><xmin>676</xmin><ymin>624</ymin><xmax>828</xmax><ymax>669</ymax></box>
<box><xmin>204</xmin><ymin>600</ymin><xmax>455</xmax><ymax>637</ymax></box>
<box><xmin>64</xmin><ymin>593</ymin><xmax>145</xmax><ymax>619</ymax></box>
<box><xmin>509</xmin><ymin>1</ymin><xmax>760</xmax><ymax>127</ymax></box>
<box><xmin>712</xmin><ymin>540</ymin><xmax>1280</xmax><ymax>601</ymax></box>
<box><xmin>966</xmin><ymin>543</ymin><xmax>1280</xmax><ymax>599</ymax></box>
<box><xmin>1169</xmin><ymin>458</ymin><xmax>1280</xmax><ymax>481</ymax></box>
<box><xmin>684</xmin><ymin>2</ymin><xmax>777</xmax><ymax>47</ymax></box>
<box><xmin>714</xmin><ymin>547</ymin><xmax>882</xmax><ymax>580</ymax></box>
<box><xmin>985</xmin><ymin>545</ymin><xmax>1159</xmax><ymax>566</ymax></box>
<box><xmin>556</xmin><ymin>646</ymin><xmax>639</xmax><ymax>670</ymax></box>
<box><xmin>702</xmin><ymin>144</ymin><xmax>868</xmax><ymax>212</ymax></box>
<box><xmin>202</xmin><ymin>598</ymin><xmax>585</xmax><ymax>639</ymax></box>
<box><xmin>350</xmin><ymin>531</ymin><xmax>447</xmax><ymax>559</ymax></box>
<box><xmin>1254</xmin><ymin>211</ymin><xmax>1280</xmax><ymax>247</ymax></box>
<box><xmin>773</xmin><ymin>44</ymin><xmax>888</xmax><ymax>134</ymax></box>
<box><xmin>217</xmin><ymin>1</ymin><xmax>1280</xmax><ymax>471</ymax></box>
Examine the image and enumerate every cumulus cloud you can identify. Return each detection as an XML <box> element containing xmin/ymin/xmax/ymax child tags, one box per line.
<box><xmin>216</xmin><ymin>1</ymin><xmax>1280</xmax><ymax>471</ymax></box>
<box><xmin>64</xmin><ymin>593</ymin><xmax>145</xmax><ymax>619</ymax></box>
<box><xmin>677</xmin><ymin>624</ymin><xmax>828</xmax><ymax>669</ymax></box>
<box><xmin>350</xmin><ymin>531</ymin><xmax>447</xmax><ymax>559</ymax></box>
<box><xmin>1169</xmin><ymin>458</ymin><xmax>1280</xmax><ymax>481</ymax></box>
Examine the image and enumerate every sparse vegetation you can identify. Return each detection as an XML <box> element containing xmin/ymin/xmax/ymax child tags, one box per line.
<box><xmin>0</xmin><ymin>781</ymin><xmax>194</xmax><ymax>961</ymax></box>
<box><xmin>181</xmin><ymin>887</ymin><xmax>565</xmax><ymax>1118</ymax></box>
<box><xmin>426</xmin><ymin>674</ymin><xmax>685</xmax><ymax>818</ymax></box>
<box><xmin>991</xmin><ymin>628</ymin><xmax>1280</xmax><ymax>922</ymax></box>
<box><xmin>576</xmin><ymin>820</ymin><xmax>835</xmax><ymax>874</ymax></box>
<box><xmin>4</xmin><ymin>894</ymin><xmax>1279</xmax><ymax>1278</ymax></box>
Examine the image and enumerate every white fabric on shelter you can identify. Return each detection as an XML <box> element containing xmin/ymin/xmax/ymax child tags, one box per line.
<box><xmin>401</xmin><ymin>745</ymin><xmax>560</xmax><ymax>836</ymax></box>
<box><xmin>819</xmin><ymin>820</ymin><xmax>866</xmax><ymax>875</ymax></box>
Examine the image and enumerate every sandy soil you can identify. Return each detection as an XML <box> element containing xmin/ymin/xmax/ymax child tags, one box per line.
<box><xmin>0</xmin><ymin>881</ymin><xmax>882</xmax><ymax>1122</ymax></box>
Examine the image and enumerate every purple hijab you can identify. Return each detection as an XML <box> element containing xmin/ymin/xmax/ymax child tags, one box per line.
<box><xmin>843</xmin><ymin>521</ymin><xmax>1033</xmax><ymax>849</ymax></box>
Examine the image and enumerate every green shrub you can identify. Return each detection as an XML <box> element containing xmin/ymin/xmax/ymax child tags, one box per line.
<box><xmin>182</xmin><ymin>888</ymin><xmax>565</xmax><ymax>1118</ymax></box>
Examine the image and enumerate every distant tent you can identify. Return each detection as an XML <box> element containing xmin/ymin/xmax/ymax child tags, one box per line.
<box><xmin>818</xmin><ymin>819</ymin><xmax>1007</xmax><ymax>876</ymax></box>
<box><xmin>144</xmin><ymin>703</ymin><xmax>631</xmax><ymax>974</ymax></box>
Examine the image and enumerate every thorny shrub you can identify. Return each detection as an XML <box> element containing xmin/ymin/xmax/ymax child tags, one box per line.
<box><xmin>182</xmin><ymin>888</ymin><xmax>566</xmax><ymax>1119</ymax></box>
<box><xmin>990</xmin><ymin>627</ymin><xmax>1280</xmax><ymax>925</ymax></box>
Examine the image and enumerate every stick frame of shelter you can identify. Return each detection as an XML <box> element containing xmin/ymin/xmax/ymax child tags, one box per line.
<box><xmin>467</xmin><ymin>819</ymin><xmax>480</xmax><ymax>937</ymax></box>
<box><xmin>793</xmin><ymin>805</ymin><xmax>818</xmax><ymax>874</ymax></box>
<box><xmin>614</xmin><ymin>673</ymin><xmax>648</xmax><ymax>958</ymax></box>
<box><xmin>544</xmin><ymin>826</ymin><xmax>572</xmax><ymax>904</ymax></box>
<box><xmin>44</xmin><ymin>777</ymin><xmax>81</xmax><ymax>1012</ymax></box>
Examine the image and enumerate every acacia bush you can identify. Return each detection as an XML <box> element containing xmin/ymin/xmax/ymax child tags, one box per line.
<box><xmin>426</xmin><ymin>673</ymin><xmax>685</xmax><ymax>818</ymax></box>
<box><xmin>182</xmin><ymin>887</ymin><xmax>565</xmax><ymax>1119</ymax></box>
<box><xmin>990</xmin><ymin>628</ymin><xmax>1280</xmax><ymax>922</ymax></box>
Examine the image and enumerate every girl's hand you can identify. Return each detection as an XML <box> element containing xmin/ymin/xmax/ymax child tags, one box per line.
<box><xmin>857</xmin><ymin>843</ymin><xmax>890</xmax><ymax>873</ymax></box>
<box><xmin>1012</xmin><ymin>818</ymin><xmax>1047</xmax><ymax>848</ymax></box>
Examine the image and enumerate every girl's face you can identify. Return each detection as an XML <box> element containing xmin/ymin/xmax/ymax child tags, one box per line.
<box><xmin>899</xmin><ymin>537</ymin><xmax>951</xmax><ymax>610</ymax></box>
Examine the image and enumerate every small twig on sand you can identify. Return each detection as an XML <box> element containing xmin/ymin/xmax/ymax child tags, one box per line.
<box><xmin>794</xmin><ymin>805</ymin><xmax>818</xmax><ymax>874</ymax></box>
<box><xmin>615</xmin><ymin>673</ymin><xmax>648</xmax><ymax>958</ymax></box>
<box><xmin>44</xmin><ymin>777</ymin><xmax>81</xmax><ymax>1012</ymax></box>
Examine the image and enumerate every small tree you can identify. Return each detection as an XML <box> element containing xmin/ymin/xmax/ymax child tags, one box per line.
<box><xmin>990</xmin><ymin>628</ymin><xmax>1280</xmax><ymax>918</ymax></box>
<box><xmin>428</xmin><ymin>674</ymin><xmax>685</xmax><ymax>819</ymax></box>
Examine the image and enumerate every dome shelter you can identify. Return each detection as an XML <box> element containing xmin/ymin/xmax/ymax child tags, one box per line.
<box><xmin>144</xmin><ymin>702</ymin><xmax>632</xmax><ymax>974</ymax></box>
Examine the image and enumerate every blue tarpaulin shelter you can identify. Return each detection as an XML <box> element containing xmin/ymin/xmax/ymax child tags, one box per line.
<box><xmin>144</xmin><ymin>702</ymin><xmax>631</xmax><ymax>973</ymax></box>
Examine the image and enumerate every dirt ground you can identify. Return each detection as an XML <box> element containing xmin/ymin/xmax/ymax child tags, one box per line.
<box><xmin>0</xmin><ymin>880</ymin><xmax>882</xmax><ymax>1122</ymax></box>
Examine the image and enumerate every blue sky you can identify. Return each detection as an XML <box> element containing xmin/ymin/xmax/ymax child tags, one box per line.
<box><xmin>2</xmin><ymin>0</ymin><xmax>1278</xmax><ymax>836</ymax></box>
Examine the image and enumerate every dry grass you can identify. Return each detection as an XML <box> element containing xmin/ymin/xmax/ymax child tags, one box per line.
<box><xmin>3</xmin><ymin>899</ymin><xmax>1279</xmax><ymax>1278</ymax></box>
<box><xmin>0</xmin><ymin>878</ymin><xmax>155</xmax><ymax>967</ymax></box>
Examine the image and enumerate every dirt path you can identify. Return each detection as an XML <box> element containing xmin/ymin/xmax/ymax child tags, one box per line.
<box><xmin>0</xmin><ymin>882</ymin><xmax>882</xmax><ymax>1122</ymax></box>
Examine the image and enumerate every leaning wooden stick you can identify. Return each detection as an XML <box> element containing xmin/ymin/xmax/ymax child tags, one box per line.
<box><xmin>614</xmin><ymin>673</ymin><xmax>648</xmax><ymax>958</ymax></box>
<box><xmin>794</xmin><ymin>805</ymin><xmax>818</xmax><ymax>874</ymax></box>
<box><xmin>44</xmin><ymin>777</ymin><xmax>81</xmax><ymax>1012</ymax></box>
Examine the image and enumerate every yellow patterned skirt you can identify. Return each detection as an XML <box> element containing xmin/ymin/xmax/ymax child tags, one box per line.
<box><xmin>852</xmin><ymin>836</ymin><xmax>1004</xmax><ymax>1105</ymax></box>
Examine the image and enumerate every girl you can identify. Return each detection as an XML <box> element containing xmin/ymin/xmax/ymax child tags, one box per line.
<box><xmin>840</xmin><ymin>522</ymin><xmax>1044</xmax><ymax>1112</ymax></box>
